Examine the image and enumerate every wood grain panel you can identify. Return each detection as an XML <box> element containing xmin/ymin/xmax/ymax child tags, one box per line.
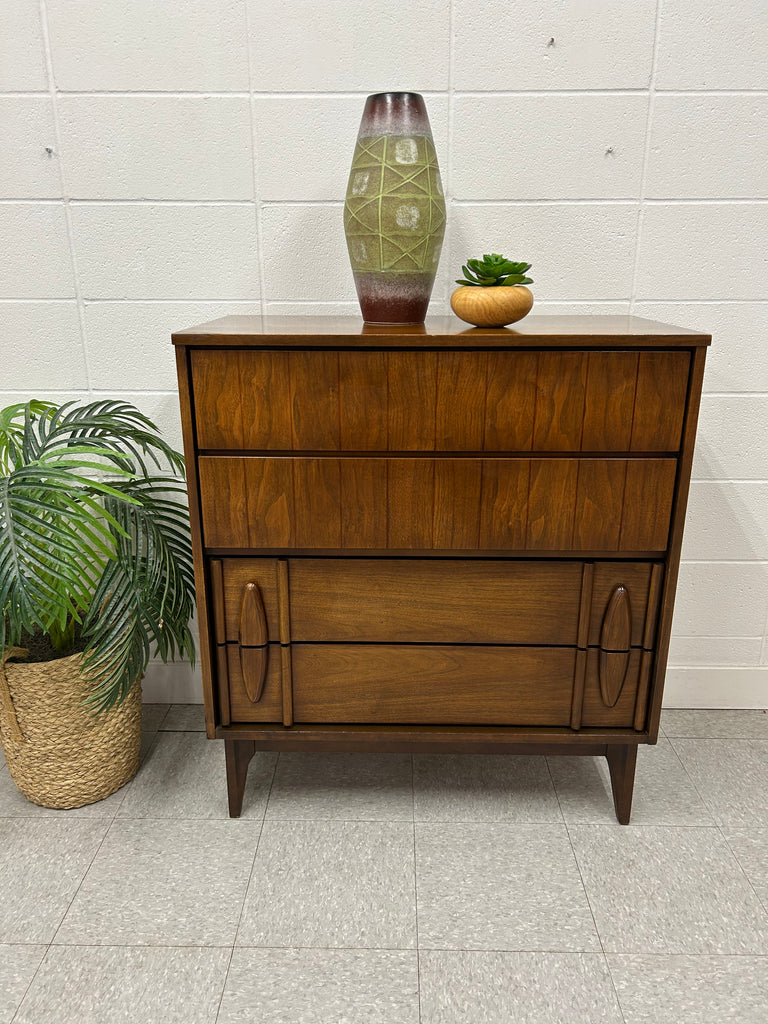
<box><xmin>288</xmin><ymin>559</ymin><xmax>584</xmax><ymax>644</ymax></box>
<box><xmin>289</xmin><ymin>350</ymin><xmax>340</xmax><ymax>449</ymax></box>
<box><xmin>292</xmin><ymin>458</ymin><xmax>342</xmax><ymax>547</ymax></box>
<box><xmin>484</xmin><ymin>351</ymin><xmax>537</xmax><ymax>451</ymax></box>
<box><xmin>572</xmin><ymin>459</ymin><xmax>626</xmax><ymax>550</ymax></box>
<box><xmin>533</xmin><ymin>352</ymin><xmax>588</xmax><ymax>450</ymax></box>
<box><xmin>526</xmin><ymin>459</ymin><xmax>578</xmax><ymax>549</ymax></box>
<box><xmin>387</xmin><ymin>458</ymin><xmax>435</xmax><ymax>548</ymax></box>
<box><xmin>630</xmin><ymin>351</ymin><xmax>689</xmax><ymax>451</ymax></box>
<box><xmin>433</xmin><ymin>459</ymin><xmax>482</xmax><ymax>549</ymax></box>
<box><xmin>198</xmin><ymin>457</ymin><xmax>249</xmax><ymax>548</ymax></box>
<box><xmin>581</xmin><ymin>351</ymin><xmax>638</xmax><ymax>451</ymax></box>
<box><xmin>436</xmin><ymin>351</ymin><xmax>487</xmax><ymax>450</ymax></box>
<box><xmin>228</xmin><ymin>644</ymin><xmax>284</xmax><ymax>722</ymax></box>
<box><xmin>190</xmin><ymin>349</ymin><xmax>244</xmax><ymax>448</ymax></box>
<box><xmin>339</xmin><ymin>458</ymin><xmax>388</xmax><ymax>548</ymax></box>
<box><xmin>339</xmin><ymin>351</ymin><xmax>387</xmax><ymax>449</ymax></box>
<box><xmin>237</xmin><ymin>350</ymin><xmax>292</xmax><ymax>449</ymax></box>
<box><xmin>478</xmin><ymin>459</ymin><xmax>529</xmax><ymax>549</ymax></box>
<box><xmin>581</xmin><ymin>648</ymin><xmax>641</xmax><ymax>727</ymax></box>
<box><xmin>242</xmin><ymin>457</ymin><xmax>295</xmax><ymax>547</ymax></box>
<box><xmin>200</xmin><ymin>456</ymin><xmax>674</xmax><ymax>553</ymax></box>
<box><xmin>387</xmin><ymin>351</ymin><xmax>437</xmax><ymax>449</ymax></box>
<box><xmin>291</xmin><ymin>645</ymin><xmax>576</xmax><ymax>725</ymax></box>
<box><xmin>620</xmin><ymin>459</ymin><xmax>677</xmax><ymax>551</ymax></box>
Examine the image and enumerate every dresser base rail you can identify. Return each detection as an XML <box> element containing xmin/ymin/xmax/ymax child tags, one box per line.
<box><xmin>221</xmin><ymin>728</ymin><xmax>642</xmax><ymax>823</ymax></box>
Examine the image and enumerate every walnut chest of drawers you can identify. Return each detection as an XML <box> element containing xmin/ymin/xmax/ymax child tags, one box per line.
<box><xmin>173</xmin><ymin>315</ymin><xmax>709</xmax><ymax>822</ymax></box>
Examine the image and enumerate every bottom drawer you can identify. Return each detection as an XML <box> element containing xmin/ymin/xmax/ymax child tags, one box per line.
<box><xmin>291</xmin><ymin>645</ymin><xmax>575</xmax><ymax>726</ymax></box>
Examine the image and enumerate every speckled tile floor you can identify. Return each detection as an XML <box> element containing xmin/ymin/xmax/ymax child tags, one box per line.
<box><xmin>2</xmin><ymin>706</ymin><xmax>768</xmax><ymax>1023</ymax></box>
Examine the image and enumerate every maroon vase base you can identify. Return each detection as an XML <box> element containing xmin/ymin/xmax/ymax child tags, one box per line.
<box><xmin>353</xmin><ymin>272</ymin><xmax>434</xmax><ymax>324</ymax></box>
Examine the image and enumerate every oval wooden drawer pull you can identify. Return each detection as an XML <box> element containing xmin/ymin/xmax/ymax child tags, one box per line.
<box><xmin>240</xmin><ymin>583</ymin><xmax>268</xmax><ymax>703</ymax></box>
<box><xmin>599</xmin><ymin>585</ymin><xmax>631</xmax><ymax>708</ymax></box>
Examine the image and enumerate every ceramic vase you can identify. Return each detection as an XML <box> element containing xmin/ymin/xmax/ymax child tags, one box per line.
<box><xmin>344</xmin><ymin>92</ymin><xmax>446</xmax><ymax>324</ymax></box>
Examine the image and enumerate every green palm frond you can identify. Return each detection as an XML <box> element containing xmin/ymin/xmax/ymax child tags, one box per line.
<box><xmin>1</xmin><ymin>400</ymin><xmax>195</xmax><ymax>710</ymax></box>
<box><xmin>81</xmin><ymin>481</ymin><xmax>196</xmax><ymax>711</ymax></box>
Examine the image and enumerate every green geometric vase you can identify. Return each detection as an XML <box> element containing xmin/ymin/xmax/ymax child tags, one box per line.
<box><xmin>344</xmin><ymin>92</ymin><xmax>446</xmax><ymax>323</ymax></box>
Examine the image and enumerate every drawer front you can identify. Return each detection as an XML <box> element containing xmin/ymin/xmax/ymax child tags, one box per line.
<box><xmin>213</xmin><ymin>556</ymin><xmax>661</xmax><ymax>729</ymax></box>
<box><xmin>216</xmin><ymin>557</ymin><xmax>659</xmax><ymax>646</ymax></box>
<box><xmin>199</xmin><ymin>456</ymin><xmax>677</xmax><ymax>553</ymax></box>
<box><xmin>291</xmin><ymin>645</ymin><xmax>576</xmax><ymax>726</ymax></box>
<box><xmin>289</xmin><ymin>559</ymin><xmax>583</xmax><ymax>645</ymax></box>
<box><xmin>191</xmin><ymin>348</ymin><xmax>690</xmax><ymax>453</ymax></box>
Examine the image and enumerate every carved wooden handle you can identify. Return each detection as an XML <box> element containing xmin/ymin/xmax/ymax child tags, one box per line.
<box><xmin>239</xmin><ymin>583</ymin><xmax>268</xmax><ymax>703</ymax></box>
<box><xmin>599</xmin><ymin>585</ymin><xmax>631</xmax><ymax>708</ymax></box>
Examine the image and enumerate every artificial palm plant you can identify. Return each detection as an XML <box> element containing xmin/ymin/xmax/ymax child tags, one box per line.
<box><xmin>0</xmin><ymin>399</ymin><xmax>195</xmax><ymax>807</ymax></box>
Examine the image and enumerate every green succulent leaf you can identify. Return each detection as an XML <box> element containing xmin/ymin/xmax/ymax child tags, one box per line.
<box><xmin>455</xmin><ymin>254</ymin><xmax>533</xmax><ymax>287</ymax></box>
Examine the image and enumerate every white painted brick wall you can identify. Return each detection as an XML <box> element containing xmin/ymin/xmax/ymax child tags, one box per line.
<box><xmin>1</xmin><ymin>0</ymin><xmax>766</xmax><ymax>707</ymax></box>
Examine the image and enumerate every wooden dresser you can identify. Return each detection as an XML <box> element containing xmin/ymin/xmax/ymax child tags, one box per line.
<box><xmin>173</xmin><ymin>315</ymin><xmax>709</xmax><ymax>823</ymax></box>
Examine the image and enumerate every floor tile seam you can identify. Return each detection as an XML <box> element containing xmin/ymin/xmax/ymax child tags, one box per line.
<box><xmin>262</xmin><ymin>817</ymin><xmax>420</xmax><ymax>827</ymax></box>
<box><xmin>157</xmin><ymin>727</ymin><xmax>206</xmax><ymax>733</ymax></box>
<box><xmin>33</xmin><ymin>939</ymin><xmax>768</xmax><ymax>957</ymax></box>
<box><xmin>544</xmin><ymin>756</ymin><xmax>567</xmax><ymax>825</ymax></box>
<box><xmin>138</xmin><ymin>727</ymin><xmax>164</xmax><ymax>767</ymax></box>
<box><xmin>663</xmin><ymin>733</ymin><xmax>767</xmax><ymax>739</ymax></box>
<box><xmin>8</xmin><ymin>940</ymin><xmax>51</xmax><ymax>1024</ymax></box>
<box><xmin>46</xmin><ymin>813</ymin><xmax>117</xmax><ymax>947</ymax></box>
<box><xmin>562</xmin><ymin>818</ymin><xmax>612</xmax><ymax>963</ymax></box>
<box><xmin>153</xmin><ymin>705</ymin><xmax>170</xmax><ymax>731</ymax></box>
<box><xmin>232</xmin><ymin>943</ymin><xmax>420</xmax><ymax>952</ymax></box>
<box><xmin>212</xmin><ymin>946</ymin><xmax>236</xmax><ymax>1024</ymax></box>
<box><xmin>605</xmin><ymin>951</ymin><xmax>768</xmax><ymax>960</ymax></box>
<box><xmin>715</xmin><ymin>823</ymin><xmax>768</xmax><ymax>920</ymax></box>
<box><xmin>665</xmin><ymin>736</ymin><xmax>724</xmax><ymax>824</ymax></box>
<box><xmin>108</xmin><ymin>814</ymin><xmax>269</xmax><ymax>822</ymax></box>
<box><xmin>16</xmin><ymin>941</ymin><xmax>238</xmax><ymax>950</ymax></box>
<box><xmin>231</xmin><ymin>755</ymin><xmax>279</xmax><ymax>952</ymax></box>
<box><xmin>543</xmin><ymin>758</ymin><xmax>630</xmax><ymax>1017</ymax></box>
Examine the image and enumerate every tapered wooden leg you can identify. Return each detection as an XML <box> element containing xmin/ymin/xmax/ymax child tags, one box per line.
<box><xmin>225</xmin><ymin>739</ymin><xmax>256</xmax><ymax>818</ymax></box>
<box><xmin>605</xmin><ymin>744</ymin><xmax>638</xmax><ymax>825</ymax></box>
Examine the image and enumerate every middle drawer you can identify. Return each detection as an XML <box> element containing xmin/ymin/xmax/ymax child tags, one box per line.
<box><xmin>215</xmin><ymin>557</ymin><xmax>658</xmax><ymax>648</ymax></box>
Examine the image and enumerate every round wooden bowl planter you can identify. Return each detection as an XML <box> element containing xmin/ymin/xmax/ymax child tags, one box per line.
<box><xmin>450</xmin><ymin>284</ymin><xmax>534</xmax><ymax>328</ymax></box>
<box><xmin>0</xmin><ymin>650</ymin><xmax>141</xmax><ymax>809</ymax></box>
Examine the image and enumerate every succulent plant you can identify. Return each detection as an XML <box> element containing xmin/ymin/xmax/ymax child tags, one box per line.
<box><xmin>456</xmin><ymin>254</ymin><xmax>533</xmax><ymax>287</ymax></box>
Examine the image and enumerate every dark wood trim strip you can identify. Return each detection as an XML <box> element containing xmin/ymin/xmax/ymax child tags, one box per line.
<box><xmin>209</xmin><ymin>561</ymin><xmax>230</xmax><ymax>725</ymax></box>
<box><xmin>570</xmin><ymin>563</ymin><xmax>594</xmax><ymax>730</ymax></box>
<box><xmin>646</xmin><ymin>345</ymin><xmax>707</xmax><ymax>742</ymax></box>
<box><xmin>278</xmin><ymin>559</ymin><xmax>293</xmax><ymax>726</ymax></box>
<box><xmin>216</xmin><ymin>646</ymin><xmax>231</xmax><ymax>726</ymax></box>
<box><xmin>634</xmin><ymin>649</ymin><xmax>655</xmax><ymax>732</ymax></box>
<box><xmin>215</xmin><ymin>721</ymin><xmax>645</xmax><ymax>749</ymax></box>
<box><xmin>210</xmin><ymin>559</ymin><xmax>226</xmax><ymax>645</ymax></box>
<box><xmin>643</xmin><ymin>563</ymin><xmax>665</xmax><ymax>650</ymax></box>
<box><xmin>175</xmin><ymin>345</ymin><xmax>217</xmax><ymax>737</ymax></box>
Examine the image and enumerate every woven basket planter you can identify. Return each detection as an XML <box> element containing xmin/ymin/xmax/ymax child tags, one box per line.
<box><xmin>0</xmin><ymin>649</ymin><xmax>141</xmax><ymax>809</ymax></box>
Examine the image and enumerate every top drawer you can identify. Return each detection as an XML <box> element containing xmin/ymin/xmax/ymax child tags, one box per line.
<box><xmin>190</xmin><ymin>348</ymin><xmax>690</xmax><ymax>454</ymax></box>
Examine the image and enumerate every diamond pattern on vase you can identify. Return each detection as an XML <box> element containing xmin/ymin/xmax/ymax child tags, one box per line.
<box><xmin>344</xmin><ymin>134</ymin><xmax>446</xmax><ymax>275</ymax></box>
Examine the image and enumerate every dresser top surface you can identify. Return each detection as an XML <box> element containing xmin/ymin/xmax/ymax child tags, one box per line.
<box><xmin>172</xmin><ymin>315</ymin><xmax>711</xmax><ymax>349</ymax></box>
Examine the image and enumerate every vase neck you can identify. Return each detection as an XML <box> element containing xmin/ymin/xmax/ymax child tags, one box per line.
<box><xmin>358</xmin><ymin>92</ymin><xmax>432</xmax><ymax>138</ymax></box>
